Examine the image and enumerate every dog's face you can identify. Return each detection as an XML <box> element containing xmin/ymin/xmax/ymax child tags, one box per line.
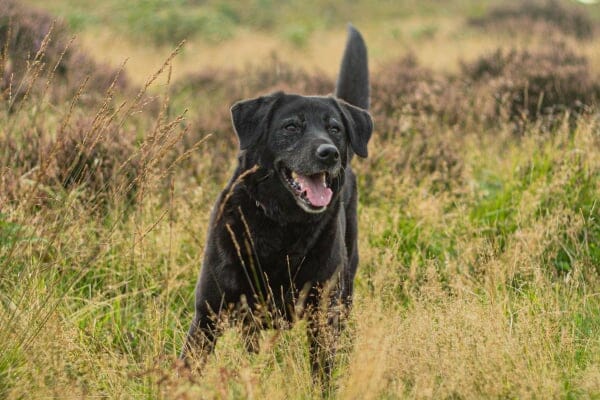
<box><xmin>231</xmin><ymin>92</ymin><xmax>372</xmax><ymax>218</ymax></box>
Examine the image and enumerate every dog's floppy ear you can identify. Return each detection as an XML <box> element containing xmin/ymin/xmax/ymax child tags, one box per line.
<box><xmin>230</xmin><ymin>92</ymin><xmax>282</xmax><ymax>150</ymax></box>
<box><xmin>337</xmin><ymin>100</ymin><xmax>373</xmax><ymax>158</ymax></box>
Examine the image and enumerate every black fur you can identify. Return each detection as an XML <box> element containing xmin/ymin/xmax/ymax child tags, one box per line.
<box><xmin>336</xmin><ymin>25</ymin><xmax>370</xmax><ymax>110</ymax></box>
<box><xmin>181</xmin><ymin>26</ymin><xmax>372</xmax><ymax>385</ymax></box>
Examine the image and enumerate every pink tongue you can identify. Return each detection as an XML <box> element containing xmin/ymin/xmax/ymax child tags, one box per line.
<box><xmin>296</xmin><ymin>174</ymin><xmax>333</xmax><ymax>207</ymax></box>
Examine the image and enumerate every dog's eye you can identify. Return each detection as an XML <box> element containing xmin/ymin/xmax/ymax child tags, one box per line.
<box><xmin>284</xmin><ymin>123</ymin><xmax>300</xmax><ymax>133</ymax></box>
<box><xmin>328</xmin><ymin>126</ymin><xmax>341</xmax><ymax>135</ymax></box>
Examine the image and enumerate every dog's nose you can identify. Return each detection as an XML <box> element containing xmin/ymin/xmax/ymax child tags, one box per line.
<box><xmin>316</xmin><ymin>144</ymin><xmax>340</xmax><ymax>164</ymax></box>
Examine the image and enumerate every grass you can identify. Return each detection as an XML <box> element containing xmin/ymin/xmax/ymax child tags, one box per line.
<box><xmin>2</xmin><ymin>0</ymin><xmax>600</xmax><ymax>398</ymax></box>
<box><xmin>20</xmin><ymin>0</ymin><xmax>600</xmax><ymax>86</ymax></box>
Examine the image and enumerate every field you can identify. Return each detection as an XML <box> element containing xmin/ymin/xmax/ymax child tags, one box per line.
<box><xmin>2</xmin><ymin>0</ymin><xmax>600</xmax><ymax>398</ymax></box>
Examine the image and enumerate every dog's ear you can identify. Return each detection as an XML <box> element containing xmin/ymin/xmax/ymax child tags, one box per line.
<box><xmin>230</xmin><ymin>92</ymin><xmax>282</xmax><ymax>150</ymax></box>
<box><xmin>337</xmin><ymin>100</ymin><xmax>373</xmax><ymax>158</ymax></box>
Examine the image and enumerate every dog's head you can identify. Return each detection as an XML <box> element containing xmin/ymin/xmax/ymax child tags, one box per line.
<box><xmin>231</xmin><ymin>91</ymin><xmax>372</xmax><ymax>217</ymax></box>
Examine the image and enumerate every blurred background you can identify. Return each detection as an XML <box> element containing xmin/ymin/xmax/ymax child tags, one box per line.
<box><xmin>19</xmin><ymin>0</ymin><xmax>600</xmax><ymax>82</ymax></box>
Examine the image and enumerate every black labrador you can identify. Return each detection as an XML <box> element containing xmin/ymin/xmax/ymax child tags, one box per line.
<box><xmin>181</xmin><ymin>26</ymin><xmax>372</xmax><ymax>383</ymax></box>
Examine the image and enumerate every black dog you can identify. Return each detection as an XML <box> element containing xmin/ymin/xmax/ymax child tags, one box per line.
<box><xmin>181</xmin><ymin>26</ymin><xmax>372</xmax><ymax>383</ymax></box>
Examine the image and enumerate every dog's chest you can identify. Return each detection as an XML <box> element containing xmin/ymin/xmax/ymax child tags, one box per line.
<box><xmin>243</xmin><ymin>218</ymin><xmax>343</xmax><ymax>285</ymax></box>
<box><xmin>221</xmin><ymin>196</ymin><xmax>345</xmax><ymax>288</ymax></box>
<box><xmin>250</xmin><ymin>224</ymin><xmax>314</xmax><ymax>268</ymax></box>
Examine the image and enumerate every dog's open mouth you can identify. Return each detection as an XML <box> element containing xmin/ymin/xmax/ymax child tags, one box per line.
<box><xmin>280</xmin><ymin>166</ymin><xmax>333</xmax><ymax>212</ymax></box>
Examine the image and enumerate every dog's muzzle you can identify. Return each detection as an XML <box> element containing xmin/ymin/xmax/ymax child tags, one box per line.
<box><xmin>279</xmin><ymin>164</ymin><xmax>337</xmax><ymax>213</ymax></box>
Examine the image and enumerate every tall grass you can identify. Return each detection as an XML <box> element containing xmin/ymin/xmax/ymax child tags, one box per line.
<box><xmin>1</xmin><ymin>0</ymin><xmax>600</xmax><ymax>398</ymax></box>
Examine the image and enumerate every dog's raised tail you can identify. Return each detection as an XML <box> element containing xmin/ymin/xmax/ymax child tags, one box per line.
<box><xmin>335</xmin><ymin>24</ymin><xmax>369</xmax><ymax>110</ymax></box>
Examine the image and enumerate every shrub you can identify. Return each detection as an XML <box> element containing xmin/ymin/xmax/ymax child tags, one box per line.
<box><xmin>462</xmin><ymin>44</ymin><xmax>600</xmax><ymax>123</ymax></box>
<box><xmin>0</xmin><ymin>113</ymin><xmax>144</xmax><ymax>208</ymax></box>
<box><xmin>371</xmin><ymin>55</ymin><xmax>437</xmax><ymax>122</ymax></box>
<box><xmin>367</xmin><ymin>56</ymin><xmax>466</xmax><ymax>188</ymax></box>
<box><xmin>0</xmin><ymin>0</ymin><xmax>129</xmax><ymax>105</ymax></box>
<box><xmin>468</xmin><ymin>0</ymin><xmax>596</xmax><ymax>40</ymax></box>
<box><xmin>0</xmin><ymin>1</ymin><xmax>187</xmax><ymax>210</ymax></box>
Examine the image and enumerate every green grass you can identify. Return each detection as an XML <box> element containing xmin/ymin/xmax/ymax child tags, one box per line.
<box><xmin>23</xmin><ymin>0</ymin><xmax>517</xmax><ymax>45</ymax></box>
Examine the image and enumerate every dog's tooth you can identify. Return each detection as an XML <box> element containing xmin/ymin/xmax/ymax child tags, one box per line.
<box><xmin>291</xmin><ymin>171</ymin><xmax>298</xmax><ymax>180</ymax></box>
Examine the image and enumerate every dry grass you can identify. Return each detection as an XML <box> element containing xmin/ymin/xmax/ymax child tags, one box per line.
<box><xmin>1</xmin><ymin>0</ymin><xmax>600</xmax><ymax>399</ymax></box>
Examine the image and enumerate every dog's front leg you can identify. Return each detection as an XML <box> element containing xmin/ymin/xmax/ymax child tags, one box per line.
<box><xmin>306</xmin><ymin>294</ymin><xmax>342</xmax><ymax>391</ymax></box>
<box><xmin>180</xmin><ymin>313</ymin><xmax>220</xmax><ymax>371</ymax></box>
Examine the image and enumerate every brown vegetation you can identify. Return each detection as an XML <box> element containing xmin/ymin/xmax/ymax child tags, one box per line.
<box><xmin>462</xmin><ymin>43</ymin><xmax>600</xmax><ymax>124</ymax></box>
<box><xmin>0</xmin><ymin>0</ymin><xmax>128</xmax><ymax>105</ymax></box>
<box><xmin>468</xmin><ymin>0</ymin><xmax>596</xmax><ymax>40</ymax></box>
